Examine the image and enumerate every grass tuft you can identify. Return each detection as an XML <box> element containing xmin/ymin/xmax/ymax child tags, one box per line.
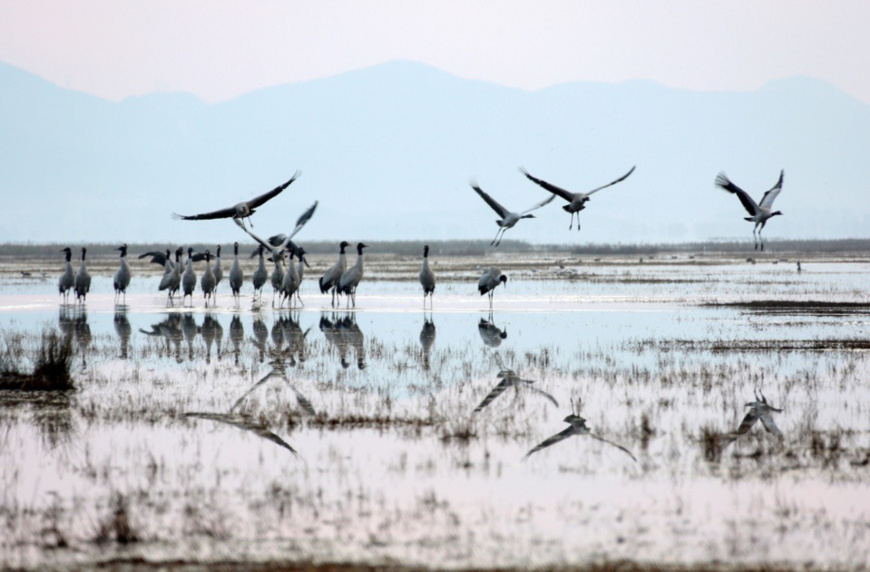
<box><xmin>95</xmin><ymin>493</ymin><xmax>140</xmax><ymax>545</ymax></box>
<box><xmin>0</xmin><ymin>331</ymin><xmax>74</xmax><ymax>391</ymax></box>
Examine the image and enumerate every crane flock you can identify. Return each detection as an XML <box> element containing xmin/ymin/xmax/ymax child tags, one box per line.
<box><xmin>45</xmin><ymin>167</ymin><xmax>790</xmax><ymax>464</ymax></box>
<box><xmin>56</xmin><ymin>166</ymin><xmax>785</xmax><ymax>311</ymax></box>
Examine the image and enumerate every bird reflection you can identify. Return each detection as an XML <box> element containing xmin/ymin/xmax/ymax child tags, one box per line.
<box><xmin>320</xmin><ymin>313</ymin><xmax>342</xmax><ymax>353</ymax></box>
<box><xmin>478</xmin><ymin>316</ymin><xmax>507</xmax><ymax>348</ymax></box>
<box><xmin>230</xmin><ymin>315</ymin><xmax>244</xmax><ymax>366</ymax></box>
<box><xmin>419</xmin><ymin>315</ymin><xmax>436</xmax><ymax>371</ymax></box>
<box><xmin>523</xmin><ymin>400</ymin><xmax>636</xmax><ymax>462</ymax></box>
<box><xmin>230</xmin><ymin>350</ymin><xmax>316</xmax><ymax>416</ymax></box>
<box><xmin>271</xmin><ymin>317</ymin><xmax>285</xmax><ymax>352</ymax></box>
<box><xmin>338</xmin><ymin>313</ymin><xmax>366</xmax><ymax>370</ymax></box>
<box><xmin>279</xmin><ymin>312</ymin><xmax>309</xmax><ymax>366</ymax></box>
<box><xmin>182</xmin><ymin>313</ymin><xmax>198</xmax><ymax>361</ymax></box>
<box><xmin>140</xmin><ymin>314</ymin><xmax>183</xmax><ymax>363</ymax></box>
<box><xmin>320</xmin><ymin>312</ymin><xmax>366</xmax><ymax>370</ymax></box>
<box><xmin>473</xmin><ymin>361</ymin><xmax>557</xmax><ymax>413</ymax></box>
<box><xmin>114</xmin><ymin>310</ymin><xmax>131</xmax><ymax>359</ymax></box>
<box><xmin>185</xmin><ymin>412</ymin><xmax>297</xmax><ymax>455</ymax></box>
<box><xmin>721</xmin><ymin>388</ymin><xmax>783</xmax><ymax>449</ymax></box>
<box><xmin>73</xmin><ymin>310</ymin><xmax>91</xmax><ymax>370</ymax></box>
<box><xmin>58</xmin><ymin>306</ymin><xmax>75</xmax><ymax>344</ymax></box>
<box><xmin>251</xmin><ymin>315</ymin><xmax>269</xmax><ymax>363</ymax></box>
<box><xmin>201</xmin><ymin>313</ymin><xmax>223</xmax><ymax>363</ymax></box>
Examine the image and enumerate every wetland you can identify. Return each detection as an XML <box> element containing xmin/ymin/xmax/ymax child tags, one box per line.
<box><xmin>1</xmin><ymin>248</ymin><xmax>869</xmax><ymax>571</ymax></box>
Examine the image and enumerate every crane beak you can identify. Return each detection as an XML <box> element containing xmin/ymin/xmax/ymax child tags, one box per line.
<box><xmin>303</xmin><ymin>256</ymin><xmax>310</xmax><ymax>268</ymax></box>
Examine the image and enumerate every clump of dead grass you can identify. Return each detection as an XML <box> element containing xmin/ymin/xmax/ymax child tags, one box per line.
<box><xmin>0</xmin><ymin>331</ymin><xmax>74</xmax><ymax>391</ymax></box>
<box><xmin>95</xmin><ymin>493</ymin><xmax>140</xmax><ymax>544</ymax></box>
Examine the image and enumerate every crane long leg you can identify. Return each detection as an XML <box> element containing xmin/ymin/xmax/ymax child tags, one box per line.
<box><xmin>490</xmin><ymin>227</ymin><xmax>502</xmax><ymax>246</ymax></box>
<box><xmin>494</xmin><ymin>228</ymin><xmax>505</xmax><ymax>247</ymax></box>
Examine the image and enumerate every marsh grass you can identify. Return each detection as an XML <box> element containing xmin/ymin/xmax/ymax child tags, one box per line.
<box><xmin>706</xmin><ymin>300</ymin><xmax>870</xmax><ymax>316</ymax></box>
<box><xmin>0</xmin><ymin>330</ymin><xmax>74</xmax><ymax>391</ymax></box>
<box><xmin>4</xmin><ymin>260</ymin><xmax>870</xmax><ymax>569</ymax></box>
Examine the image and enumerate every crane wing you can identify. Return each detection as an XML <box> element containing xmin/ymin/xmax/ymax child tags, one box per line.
<box><xmin>522</xmin><ymin>426</ymin><xmax>576</xmax><ymax>460</ymax></box>
<box><xmin>138</xmin><ymin>251</ymin><xmax>169</xmax><ymax>266</ymax></box>
<box><xmin>230</xmin><ymin>369</ymin><xmax>280</xmax><ymax>412</ymax></box>
<box><xmin>282</xmin><ymin>378</ymin><xmax>317</xmax><ymax>416</ymax></box>
<box><xmin>470</xmin><ymin>182</ymin><xmax>510</xmax><ymax>218</ymax></box>
<box><xmin>526</xmin><ymin>385</ymin><xmax>560</xmax><ymax>408</ymax></box>
<box><xmin>247</xmin><ymin>170</ymin><xmax>301</xmax><ymax>209</ymax></box>
<box><xmin>715</xmin><ymin>172</ymin><xmax>759</xmax><ymax>216</ymax></box>
<box><xmin>172</xmin><ymin>206</ymin><xmax>237</xmax><ymax>221</ymax></box>
<box><xmin>473</xmin><ymin>378</ymin><xmax>510</xmax><ymax>413</ymax></box>
<box><xmin>234</xmin><ymin>219</ymin><xmax>278</xmax><ymax>255</ymax></box>
<box><xmin>519</xmin><ymin>193</ymin><xmax>556</xmax><ymax>216</ymax></box>
<box><xmin>519</xmin><ymin>167</ymin><xmax>575</xmax><ymax>201</ymax></box>
<box><xmin>283</xmin><ymin>201</ymin><xmax>318</xmax><ymax>244</ymax></box>
<box><xmin>732</xmin><ymin>408</ymin><xmax>761</xmax><ymax>436</ymax></box>
<box><xmin>589</xmin><ymin>433</ymin><xmax>637</xmax><ymax>462</ymax></box>
<box><xmin>758</xmin><ymin>170</ymin><xmax>784</xmax><ymax>210</ymax></box>
<box><xmin>585</xmin><ymin>165</ymin><xmax>636</xmax><ymax>196</ymax></box>
<box><xmin>759</xmin><ymin>412</ymin><xmax>782</xmax><ymax>436</ymax></box>
<box><xmin>185</xmin><ymin>412</ymin><xmax>297</xmax><ymax>455</ymax></box>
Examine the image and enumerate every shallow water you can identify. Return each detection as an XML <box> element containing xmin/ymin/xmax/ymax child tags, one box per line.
<box><xmin>2</xmin><ymin>257</ymin><xmax>869</xmax><ymax>570</ymax></box>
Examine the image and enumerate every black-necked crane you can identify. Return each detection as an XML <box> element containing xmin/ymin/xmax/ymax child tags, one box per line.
<box><xmin>232</xmin><ymin>200</ymin><xmax>316</xmax><ymax>306</ymax></box>
<box><xmin>339</xmin><ymin>243</ymin><xmax>369</xmax><ymax>308</ymax></box>
<box><xmin>470</xmin><ymin>180</ymin><xmax>555</xmax><ymax>246</ymax></box>
<box><xmin>715</xmin><ymin>170</ymin><xmax>784</xmax><ymax>251</ymax></box>
<box><xmin>113</xmin><ymin>244</ymin><xmax>131</xmax><ymax>305</ymax></box>
<box><xmin>280</xmin><ymin>251</ymin><xmax>300</xmax><ymax>309</ymax></box>
<box><xmin>478</xmin><ymin>267</ymin><xmax>507</xmax><ymax>309</ymax></box>
<box><xmin>520</xmin><ymin>165</ymin><xmax>636</xmax><ymax>231</ymax></box>
<box><xmin>212</xmin><ymin>245</ymin><xmax>223</xmax><ymax>300</ymax></box>
<box><xmin>58</xmin><ymin>247</ymin><xmax>74</xmax><ymax>304</ymax></box>
<box><xmin>172</xmin><ymin>170</ymin><xmax>301</xmax><ymax>229</ymax></box>
<box><xmin>251</xmin><ymin>245</ymin><xmax>268</xmax><ymax>303</ymax></box>
<box><xmin>269</xmin><ymin>254</ymin><xmax>285</xmax><ymax>308</ymax></box>
<box><xmin>419</xmin><ymin>245</ymin><xmax>435</xmax><ymax>309</ymax></box>
<box><xmin>74</xmin><ymin>248</ymin><xmax>91</xmax><ymax>304</ymax></box>
<box><xmin>233</xmin><ymin>221</ymin><xmax>286</xmax><ymax>307</ymax></box>
<box><xmin>293</xmin><ymin>247</ymin><xmax>307</xmax><ymax>307</ymax></box>
<box><xmin>319</xmin><ymin>241</ymin><xmax>350</xmax><ymax>307</ymax></box>
<box><xmin>201</xmin><ymin>250</ymin><xmax>216</xmax><ymax>307</ymax></box>
<box><xmin>181</xmin><ymin>247</ymin><xmax>198</xmax><ymax>307</ymax></box>
<box><xmin>266</xmin><ymin>201</ymin><xmax>318</xmax><ymax>252</ymax></box>
<box><xmin>158</xmin><ymin>248</ymin><xmax>183</xmax><ymax>305</ymax></box>
<box><xmin>229</xmin><ymin>242</ymin><xmax>244</xmax><ymax>307</ymax></box>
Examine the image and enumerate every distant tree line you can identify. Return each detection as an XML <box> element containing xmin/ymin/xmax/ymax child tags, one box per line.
<box><xmin>2</xmin><ymin>238</ymin><xmax>869</xmax><ymax>261</ymax></box>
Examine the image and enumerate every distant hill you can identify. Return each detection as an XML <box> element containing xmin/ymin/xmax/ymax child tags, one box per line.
<box><xmin>2</xmin><ymin>60</ymin><xmax>869</xmax><ymax>245</ymax></box>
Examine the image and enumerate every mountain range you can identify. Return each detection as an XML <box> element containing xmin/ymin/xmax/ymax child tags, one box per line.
<box><xmin>2</xmin><ymin>60</ymin><xmax>869</xmax><ymax>245</ymax></box>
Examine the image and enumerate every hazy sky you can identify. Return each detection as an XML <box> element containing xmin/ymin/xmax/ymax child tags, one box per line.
<box><xmin>1</xmin><ymin>1</ymin><xmax>868</xmax><ymax>103</ymax></box>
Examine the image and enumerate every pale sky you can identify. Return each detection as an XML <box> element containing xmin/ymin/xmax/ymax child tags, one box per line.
<box><xmin>1</xmin><ymin>0</ymin><xmax>868</xmax><ymax>104</ymax></box>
